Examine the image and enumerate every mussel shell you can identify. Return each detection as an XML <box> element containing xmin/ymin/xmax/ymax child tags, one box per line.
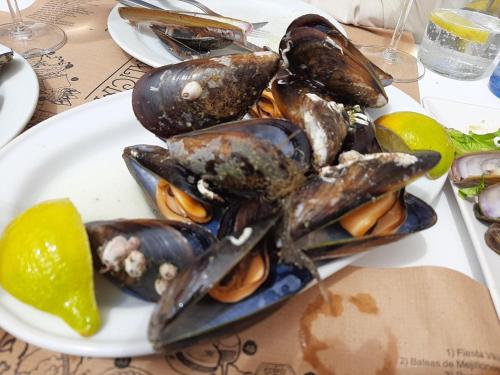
<box><xmin>272</xmin><ymin>76</ymin><xmax>349</xmax><ymax>168</ymax></box>
<box><xmin>285</xmin><ymin>14</ymin><xmax>393</xmax><ymax>87</ymax></box>
<box><xmin>280</xmin><ymin>26</ymin><xmax>388</xmax><ymax>108</ymax></box>
<box><xmin>123</xmin><ymin>145</ymin><xmax>227</xmax><ymax>235</ymax></box>
<box><xmin>163</xmin><ymin>25</ymin><xmax>233</xmax><ymax>51</ymax></box>
<box><xmin>218</xmin><ymin>199</ymin><xmax>277</xmax><ymax>239</ymax></box>
<box><xmin>148</xmin><ymin>216</ymin><xmax>314</xmax><ymax>352</ymax></box>
<box><xmin>288</xmin><ymin>150</ymin><xmax>441</xmax><ymax>239</ymax></box>
<box><xmin>450</xmin><ymin>151</ymin><xmax>500</xmax><ymax>188</ymax></box>
<box><xmin>132</xmin><ymin>51</ymin><xmax>280</xmax><ymax>138</ymax></box>
<box><xmin>485</xmin><ymin>223</ymin><xmax>500</xmax><ymax>254</ymax></box>
<box><xmin>164</xmin><ymin>119</ymin><xmax>309</xmax><ymax>198</ymax></box>
<box><xmin>86</xmin><ymin>219</ymin><xmax>215</xmax><ymax>301</ymax></box>
<box><xmin>300</xmin><ymin>193</ymin><xmax>436</xmax><ymax>260</ymax></box>
<box><xmin>150</xmin><ymin>25</ymin><xmax>208</xmax><ymax>60</ymax></box>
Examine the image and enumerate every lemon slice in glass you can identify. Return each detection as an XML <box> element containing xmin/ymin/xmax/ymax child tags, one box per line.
<box><xmin>431</xmin><ymin>9</ymin><xmax>490</xmax><ymax>44</ymax></box>
<box><xmin>0</xmin><ymin>199</ymin><xmax>100</xmax><ymax>336</ymax></box>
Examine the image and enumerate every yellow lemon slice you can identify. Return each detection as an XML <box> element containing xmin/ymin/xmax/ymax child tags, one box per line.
<box><xmin>0</xmin><ymin>199</ymin><xmax>100</xmax><ymax>336</ymax></box>
<box><xmin>431</xmin><ymin>9</ymin><xmax>490</xmax><ymax>44</ymax></box>
<box><xmin>375</xmin><ymin>112</ymin><xmax>455</xmax><ymax>179</ymax></box>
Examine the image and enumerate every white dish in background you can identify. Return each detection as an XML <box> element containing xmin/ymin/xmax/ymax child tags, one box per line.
<box><xmin>0</xmin><ymin>44</ymin><xmax>39</xmax><ymax>148</ymax></box>
<box><xmin>423</xmin><ymin>96</ymin><xmax>500</xmax><ymax>319</ymax></box>
<box><xmin>0</xmin><ymin>85</ymin><xmax>446</xmax><ymax>357</ymax></box>
<box><xmin>107</xmin><ymin>0</ymin><xmax>347</xmax><ymax>68</ymax></box>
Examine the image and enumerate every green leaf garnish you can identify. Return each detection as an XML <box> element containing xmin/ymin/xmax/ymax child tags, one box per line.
<box><xmin>447</xmin><ymin>128</ymin><xmax>500</xmax><ymax>156</ymax></box>
<box><xmin>458</xmin><ymin>175</ymin><xmax>486</xmax><ymax>199</ymax></box>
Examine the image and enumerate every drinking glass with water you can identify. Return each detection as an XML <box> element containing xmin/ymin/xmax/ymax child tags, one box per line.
<box><xmin>418</xmin><ymin>0</ymin><xmax>500</xmax><ymax>80</ymax></box>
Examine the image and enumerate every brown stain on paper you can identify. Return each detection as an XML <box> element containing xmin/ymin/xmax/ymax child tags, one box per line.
<box><xmin>349</xmin><ymin>293</ymin><xmax>379</xmax><ymax>314</ymax></box>
<box><xmin>300</xmin><ymin>292</ymin><xmax>399</xmax><ymax>375</ymax></box>
<box><xmin>300</xmin><ymin>292</ymin><xmax>343</xmax><ymax>375</ymax></box>
<box><xmin>376</xmin><ymin>331</ymin><xmax>399</xmax><ymax>375</ymax></box>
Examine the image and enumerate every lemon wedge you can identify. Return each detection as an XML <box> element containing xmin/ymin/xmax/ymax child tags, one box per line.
<box><xmin>431</xmin><ymin>9</ymin><xmax>490</xmax><ymax>44</ymax></box>
<box><xmin>375</xmin><ymin>112</ymin><xmax>455</xmax><ymax>179</ymax></box>
<box><xmin>0</xmin><ymin>199</ymin><xmax>100</xmax><ymax>336</ymax></box>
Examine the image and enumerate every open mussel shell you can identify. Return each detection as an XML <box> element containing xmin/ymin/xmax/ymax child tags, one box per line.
<box><xmin>164</xmin><ymin>118</ymin><xmax>310</xmax><ymax>199</ymax></box>
<box><xmin>132</xmin><ymin>51</ymin><xmax>280</xmax><ymax>138</ymax></box>
<box><xmin>86</xmin><ymin>219</ymin><xmax>215</xmax><ymax>302</ymax></box>
<box><xmin>123</xmin><ymin>145</ymin><xmax>225</xmax><ymax>235</ymax></box>
<box><xmin>280</xmin><ymin>25</ymin><xmax>388</xmax><ymax>108</ymax></box>
<box><xmin>148</xmin><ymin>216</ymin><xmax>313</xmax><ymax>352</ymax></box>
<box><xmin>450</xmin><ymin>151</ymin><xmax>500</xmax><ymax>188</ymax></box>
<box><xmin>288</xmin><ymin>150</ymin><xmax>441</xmax><ymax>239</ymax></box>
<box><xmin>285</xmin><ymin>14</ymin><xmax>393</xmax><ymax>87</ymax></box>
<box><xmin>300</xmin><ymin>192</ymin><xmax>437</xmax><ymax>260</ymax></box>
<box><xmin>474</xmin><ymin>183</ymin><xmax>500</xmax><ymax>223</ymax></box>
<box><xmin>271</xmin><ymin>76</ymin><xmax>349</xmax><ymax>168</ymax></box>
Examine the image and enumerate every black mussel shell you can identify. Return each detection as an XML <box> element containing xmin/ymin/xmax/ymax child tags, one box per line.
<box><xmin>123</xmin><ymin>144</ymin><xmax>225</xmax><ymax>205</ymax></box>
<box><xmin>148</xmin><ymin>216</ymin><xmax>314</xmax><ymax>352</ymax></box>
<box><xmin>132</xmin><ymin>51</ymin><xmax>280</xmax><ymax>138</ymax></box>
<box><xmin>272</xmin><ymin>76</ymin><xmax>349</xmax><ymax>168</ymax></box>
<box><xmin>150</xmin><ymin>25</ymin><xmax>208</xmax><ymax>60</ymax></box>
<box><xmin>86</xmin><ymin>219</ymin><xmax>215</xmax><ymax>302</ymax></box>
<box><xmin>285</xmin><ymin>14</ymin><xmax>393</xmax><ymax>86</ymax></box>
<box><xmin>289</xmin><ymin>150</ymin><xmax>441</xmax><ymax>239</ymax></box>
<box><xmin>340</xmin><ymin>115</ymin><xmax>382</xmax><ymax>155</ymax></box>
<box><xmin>123</xmin><ymin>145</ymin><xmax>227</xmax><ymax>235</ymax></box>
<box><xmin>280</xmin><ymin>26</ymin><xmax>388</xmax><ymax>108</ymax></box>
<box><xmin>163</xmin><ymin>25</ymin><xmax>234</xmax><ymax>52</ymax></box>
<box><xmin>485</xmin><ymin>223</ymin><xmax>500</xmax><ymax>254</ymax></box>
<box><xmin>164</xmin><ymin>119</ymin><xmax>310</xmax><ymax>199</ymax></box>
<box><xmin>300</xmin><ymin>193</ymin><xmax>437</xmax><ymax>260</ymax></box>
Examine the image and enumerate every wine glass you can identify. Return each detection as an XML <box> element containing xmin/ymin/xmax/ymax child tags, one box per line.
<box><xmin>357</xmin><ymin>0</ymin><xmax>425</xmax><ymax>83</ymax></box>
<box><xmin>0</xmin><ymin>0</ymin><xmax>66</xmax><ymax>58</ymax></box>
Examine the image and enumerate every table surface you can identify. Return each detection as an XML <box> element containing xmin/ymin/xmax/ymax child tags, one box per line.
<box><xmin>3</xmin><ymin>0</ymin><xmax>499</xmax><ymax>285</ymax></box>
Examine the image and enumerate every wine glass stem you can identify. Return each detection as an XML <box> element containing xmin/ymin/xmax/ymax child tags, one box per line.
<box><xmin>383</xmin><ymin>0</ymin><xmax>414</xmax><ymax>64</ymax></box>
<box><xmin>6</xmin><ymin>0</ymin><xmax>32</xmax><ymax>39</ymax></box>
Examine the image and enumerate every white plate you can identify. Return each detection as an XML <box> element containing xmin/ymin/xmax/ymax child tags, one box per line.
<box><xmin>107</xmin><ymin>0</ymin><xmax>347</xmax><ymax>68</ymax></box>
<box><xmin>0</xmin><ymin>86</ymin><xmax>446</xmax><ymax>358</ymax></box>
<box><xmin>0</xmin><ymin>44</ymin><xmax>39</xmax><ymax>149</ymax></box>
<box><xmin>423</xmin><ymin>96</ymin><xmax>500</xmax><ymax>319</ymax></box>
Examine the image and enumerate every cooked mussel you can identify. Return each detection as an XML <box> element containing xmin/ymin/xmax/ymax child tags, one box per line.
<box><xmin>450</xmin><ymin>152</ymin><xmax>500</xmax><ymax>187</ymax></box>
<box><xmin>280</xmin><ymin>23</ymin><xmax>388</xmax><ymax>107</ymax></box>
<box><xmin>272</xmin><ymin>76</ymin><xmax>349</xmax><ymax>168</ymax></box>
<box><xmin>299</xmin><ymin>192</ymin><xmax>436</xmax><ymax>260</ymax></box>
<box><xmin>132</xmin><ymin>51</ymin><xmax>280</xmax><ymax>138</ymax></box>
<box><xmin>287</xmin><ymin>150</ymin><xmax>440</xmax><ymax>240</ymax></box>
<box><xmin>148</xmin><ymin>215</ymin><xmax>314</xmax><ymax>352</ymax></box>
<box><xmin>123</xmin><ymin>145</ymin><xmax>226</xmax><ymax>237</ymax></box>
<box><xmin>285</xmin><ymin>14</ymin><xmax>393</xmax><ymax>87</ymax></box>
<box><xmin>86</xmin><ymin>219</ymin><xmax>215</xmax><ymax>302</ymax></box>
<box><xmin>137</xmin><ymin>119</ymin><xmax>311</xmax><ymax>199</ymax></box>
